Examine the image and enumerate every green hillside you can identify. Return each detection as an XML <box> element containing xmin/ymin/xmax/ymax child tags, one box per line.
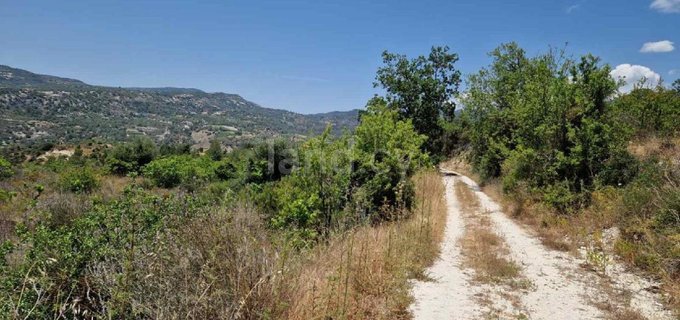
<box><xmin>0</xmin><ymin>65</ymin><xmax>359</xmax><ymax>154</ymax></box>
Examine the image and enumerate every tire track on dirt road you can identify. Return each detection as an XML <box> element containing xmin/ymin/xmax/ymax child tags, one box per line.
<box><xmin>410</xmin><ymin>172</ymin><xmax>674</xmax><ymax>320</ymax></box>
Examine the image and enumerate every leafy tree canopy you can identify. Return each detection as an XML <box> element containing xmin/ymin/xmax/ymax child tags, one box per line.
<box><xmin>374</xmin><ymin>46</ymin><xmax>461</xmax><ymax>156</ymax></box>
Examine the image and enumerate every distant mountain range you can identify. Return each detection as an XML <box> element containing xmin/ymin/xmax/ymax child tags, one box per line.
<box><xmin>0</xmin><ymin>65</ymin><xmax>359</xmax><ymax>149</ymax></box>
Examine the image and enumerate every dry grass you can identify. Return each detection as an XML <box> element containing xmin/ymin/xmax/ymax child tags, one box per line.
<box><xmin>627</xmin><ymin>136</ymin><xmax>680</xmax><ymax>160</ymax></box>
<box><xmin>481</xmin><ymin>180</ymin><xmax>622</xmax><ymax>254</ymax></box>
<box><xmin>2</xmin><ymin>165</ymin><xmax>448</xmax><ymax>319</ymax></box>
<box><xmin>62</xmin><ymin>202</ymin><xmax>283</xmax><ymax>320</ymax></box>
<box><xmin>609</xmin><ymin>309</ymin><xmax>647</xmax><ymax>320</ymax></box>
<box><xmin>0</xmin><ymin>169</ymin><xmax>133</xmax><ymax>239</ymax></box>
<box><xmin>280</xmin><ymin>170</ymin><xmax>447</xmax><ymax>319</ymax></box>
<box><xmin>455</xmin><ymin>182</ymin><xmax>522</xmax><ymax>285</ymax></box>
<box><xmin>441</xmin><ymin>155</ymin><xmax>618</xmax><ymax>253</ymax></box>
<box><xmin>482</xmin><ymin>182</ymin><xmax>680</xmax><ymax>318</ymax></box>
<box><xmin>443</xmin><ymin>150</ymin><xmax>680</xmax><ymax>317</ymax></box>
<box><xmin>99</xmin><ymin>175</ymin><xmax>133</xmax><ymax>201</ymax></box>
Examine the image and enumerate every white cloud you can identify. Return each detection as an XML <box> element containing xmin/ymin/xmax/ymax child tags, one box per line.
<box><xmin>670</xmin><ymin>69</ymin><xmax>680</xmax><ymax>76</ymax></box>
<box><xmin>651</xmin><ymin>0</ymin><xmax>680</xmax><ymax>13</ymax></box>
<box><xmin>610</xmin><ymin>64</ymin><xmax>661</xmax><ymax>93</ymax></box>
<box><xmin>640</xmin><ymin>40</ymin><xmax>675</xmax><ymax>53</ymax></box>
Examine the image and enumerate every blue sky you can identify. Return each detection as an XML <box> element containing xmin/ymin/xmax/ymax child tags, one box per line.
<box><xmin>1</xmin><ymin>0</ymin><xmax>679</xmax><ymax>113</ymax></box>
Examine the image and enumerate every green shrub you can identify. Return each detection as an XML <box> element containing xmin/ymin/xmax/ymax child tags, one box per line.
<box><xmin>42</xmin><ymin>156</ymin><xmax>71</xmax><ymax>173</ymax></box>
<box><xmin>69</xmin><ymin>145</ymin><xmax>85</xmax><ymax>165</ymax></box>
<box><xmin>0</xmin><ymin>187</ymin><xmax>196</xmax><ymax>318</ymax></box>
<box><xmin>143</xmin><ymin>157</ymin><xmax>183</xmax><ymax>188</ymax></box>
<box><xmin>596</xmin><ymin>150</ymin><xmax>639</xmax><ymax>187</ymax></box>
<box><xmin>107</xmin><ymin>137</ymin><xmax>158</xmax><ymax>175</ymax></box>
<box><xmin>610</xmin><ymin>86</ymin><xmax>680</xmax><ymax>136</ymax></box>
<box><xmin>270</xmin><ymin>105</ymin><xmax>427</xmax><ymax>239</ymax></box>
<box><xmin>463</xmin><ymin>43</ymin><xmax>630</xmax><ymax>209</ymax></box>
<box><xmin>143</xmin><ymin>155</ymin><xmax>217</xmax><ymax>189</ymax></box>
<box><xmin>244</xmin><ymin>139</ymin><xmax>296</xmax><ymax>184</ymax></box>
<box><xmin>351</xmin><ymin>101</ymin><xmax>428</xmax><ymax>219</ymax></box>
<box><xmin>272</xmin><ymin>181</ymin><xmax>321</xmax><ymax>241</ymax></box>
<box><xmin>617</xmin><ymin>161</ymin><xmax>680</xmax><ymax>278</ymax></box>
<box><xmin>0</xmin><ymin>156</ymin><xmax>13</xmax><ymax>179</ymax></box>
<box><xmin>0</xmin><ymin>189</ymin><xmax>16</xmax><ymax>203</ymax></box>
<box><xmin>58</xmin><ymin>167</ymin><xmax>99</xmax><ymax>193</ymax></box>
<box><xmin>215</xmin><ymin>159</ymin><xmax>237</xmax><ymax>181</ymax></box>
<box><xmin>655</xmin><ymin>189</ymin><xmax>680</xmax><ymax>230</ymax></box>
<box><xmin>541</xmin><ymin>181</ymin><xmax>580</xmax><ymax>213</ymax></box>
<box><xmin>271</xmin><ymin>128</ymin><xmax>351</xmax><ymax>238</ymax></box>
<box><xmin>207</xmin><ymin>140</ymin><xmax>223</xmax><ymax>161</ymax></box>
<box><xmin>502</xmin><ymin>146</ymin><xmax>551</xmax><ymax>192</ymax></box>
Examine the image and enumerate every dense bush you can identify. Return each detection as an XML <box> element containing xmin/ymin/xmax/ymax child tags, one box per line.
<box><xmin>58</xmin><ymin>167</ymin><xmax>99</xmax><ymax>193</ymax></box>
<box><xmin>0</xmin><ymin>187</ymin><xmax>200</xmax><ymax>318</ymax></box>
<box><xmin>215</xmin><ymin>159</ymin><xmax>238</xmax><ymax>181</ymax></box>
<box><xmin>270</xmin><ymin>106</ymin><xmax>428</xmax><ymax>242</ymax></box>
<box><xmin>616</xmin><ymin>160</ymin><xmax>680</xmax><ymax>278</ymax></box>
<box><xmin>207</xmin><ymin>140</ymin><xmax>224</xmax><ymax>161</ymax></box>
<box><xmin>244</xmin><ymin>139</ymin><xmax>296</xmax><ymax>184</ymax></box>
<box><xmin>463</xmin><ymin>43</ymin><xmax>631</xmax><ymax>211</ymax></box>
<box><xmin>610</xmin><ymin>86</ymin><xmax>680</xmax><ymax>137</ymax></box>
<box><xmin>271</xmin><ymin>128</ymin><xmax>351</xmax><ymax>242</ymax></box>
<box><xmin>351</xmin><ymin>100</ymin><xmax>428</xmax><ymax>220</ymax></box>
<box><xmin>0</xmin><ymin>156</ymin><xmax>13</xmax><ymax>179</ymax></box>
<box><xmin>158</xmin><ymin>143</ymin><xmax>191</xmax><ymax>156</ymax></box>
<box><xmin>107</xmin><ymin>137</ymin><xmax>158</xmax><ymax>175</ymax></box>
<box><xmin>143</xmin><ymin>156</ymin><xmax>183</xmax><ymax>187</ymax></box>
<box><xmin>142</xmin><ymin>155</ymin><xmax>217</xmax><ymax>189</ymax></box>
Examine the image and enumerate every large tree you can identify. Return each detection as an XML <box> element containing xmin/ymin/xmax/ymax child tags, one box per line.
<box><xmin>374</xmin><ymin>46</ymin><xmax>461</xmax><ymax>155</ymax></box>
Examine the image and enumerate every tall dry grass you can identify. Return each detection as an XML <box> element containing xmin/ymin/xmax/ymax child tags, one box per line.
<box><xmin>91</xmin><ymin>203</ymin><xmax>280</xmax><ymax>319</ymax></box>
<box><xmin>279</xmin><ymin>169</ymin><xmax>447</xmax><ymax>319</ymax></box>
<box><xmin>76</xmin><ymin>170</ymin><xmax>447</xmax><ymax>319</ymax></box>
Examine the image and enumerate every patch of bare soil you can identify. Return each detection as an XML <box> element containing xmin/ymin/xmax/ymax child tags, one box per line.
<box><xmin>411</xmin><ymin>172</ymin><xmax>675</xmax><ymax>320</ymax></box>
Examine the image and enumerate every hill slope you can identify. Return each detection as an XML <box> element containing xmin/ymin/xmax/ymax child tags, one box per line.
<box><xmin>0</xmin><ymin>65</ymin><xmax>359</xmax><ymax>149</ymax></box>
<box><xmin>0</xmin><ymin>65</ymin><xmax>87</xmax><ymax>88</ymax></box>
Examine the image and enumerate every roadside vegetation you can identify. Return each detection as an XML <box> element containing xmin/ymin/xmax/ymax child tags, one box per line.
<box><xmin>1</xmin><ymin>42</ymin><xmax>680</xmax><ymax>318</ymax></box>
<box><xmin>0</xmin><ymin>95</ymin><xmax>442</xmax><ymax>318</ymax></box>
<box><xmin>457</xmin><ymin>43</ymin><xmax>680</xmax><ymax>312</ymax></box>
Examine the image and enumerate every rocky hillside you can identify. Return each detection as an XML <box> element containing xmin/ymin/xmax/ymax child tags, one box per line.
<box><xmin>0</xmin><ymin>65</ymin><xmax>359</xmax><ymax>149</ymax></box>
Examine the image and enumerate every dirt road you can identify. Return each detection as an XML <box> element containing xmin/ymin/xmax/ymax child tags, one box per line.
<box><xmin>410</xmin><ymin>174</ymin><xmax>674</xmax><ymax>320</ymax></box>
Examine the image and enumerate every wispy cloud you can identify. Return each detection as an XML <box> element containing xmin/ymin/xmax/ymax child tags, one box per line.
<box><xmin>670</xmin><ymin>69</ymin><xmax>680</xmax><ymax>76</ymax></box>
<box><xmin>566</xmin><ymin>4</ymin><xmax>581</xmax><ymax>13</ymax></box>
<box><xmin>640</xmin><ymin>40</ymin><xmax>675</xmax><ymax>53</ymax></box>
<box><xmin>650</xmin><ymin>0</ymin><xmax>680</xmax><ymax>13</ymax></box>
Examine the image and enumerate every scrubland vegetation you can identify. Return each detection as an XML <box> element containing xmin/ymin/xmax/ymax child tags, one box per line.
<box><xmin>0</xmin><ymin>97</ymin><xmax>440</xmax><ymax>318</ymax></box>
<box><xmin>456</xmin><ymin>43</ymin><xmax>680</xmax><ymax>312</ymax></box>
<box><xmin>1</xmin><ymin>42</ymin><xmax>680</xmax><ymax>318</ymax></box>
